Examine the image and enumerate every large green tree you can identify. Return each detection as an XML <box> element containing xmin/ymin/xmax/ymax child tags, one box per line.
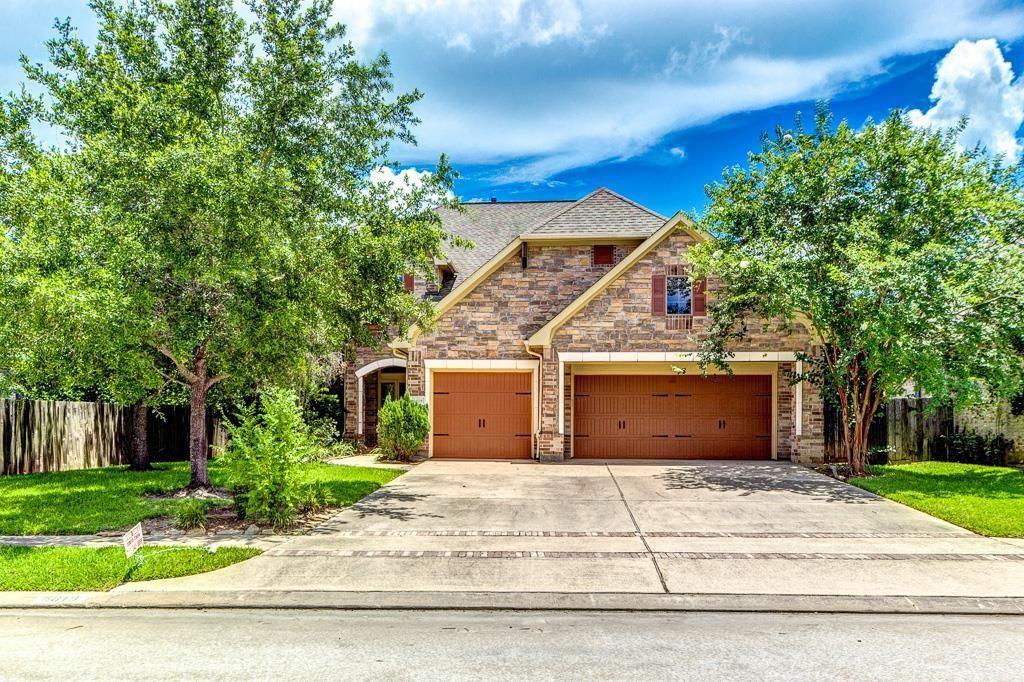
<box><xmin>690</xmin><ymin>106</ymin><xmax>1024</xmax><ymax>474</ymax></box>
<box><xmin>0</xmin><ymin>0</ymin><xmax>456</xmax><ymax>487</ymax></box>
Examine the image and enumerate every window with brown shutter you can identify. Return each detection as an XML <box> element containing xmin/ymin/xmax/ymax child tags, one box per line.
<box><xmin>692</xmin><ymin>277</ymin><xmax>707</xmax><ymax>316</ymax></box>
<box><xmin>402</xmin><ymin>273</ymin><xmax>415</xmax><ymax>292</ymax></box>
<box><xmin>651</xmin><ymin>274</ymin><xmax>666</xmax><ymax>315</ymax></box>
<box><xmin>592</xmin><ymin>245</ymin><xmax>614</xmax><ymax>265</ymax></box>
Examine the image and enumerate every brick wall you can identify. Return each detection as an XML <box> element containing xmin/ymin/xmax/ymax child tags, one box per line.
<box><xmin>342</xmin><ymin>347</ymin><xmax>405</xmax><ymax>442</ymax></box>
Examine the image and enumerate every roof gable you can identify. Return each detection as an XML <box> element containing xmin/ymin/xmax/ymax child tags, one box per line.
<box><xmin>526</xmin><ymin>213</ymin><xmax>706</xmax><ymax>347</ymax></box>
<box><xmin>435</xmin><ymin>200</ymin><xmax>571</xmax><ymax>290</ymax></box>
<box><xmin>525</xmin><ymin>187</ymin><xmax>665</xmax><ymax>238</ymax></box>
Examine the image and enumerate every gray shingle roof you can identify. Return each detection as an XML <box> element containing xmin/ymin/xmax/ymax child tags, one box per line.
<box><xmin>525</xmin><ymin>187</ymin><xmax>666</xmax><ymax>236</ymax></box>
<box><xmin>429</xmin><ymin>188</ymin><xmax>666</xmax><ymax>300</ymax></box>
<box><xmin>433</xmin><ymin>200</ymin><xmax>572</xmax><ymax>294</ymax></box>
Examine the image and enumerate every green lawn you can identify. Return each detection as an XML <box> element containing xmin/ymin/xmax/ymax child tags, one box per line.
<box><xmin>0</xmin><ymin>460</ymin><xmax>403</xmax><ymax>535</ymax></box>
<box><xmin>0</xmin><ymin>545</ymin><xmax>261</xmax><ymax>591</ymax></box>
<box><xmin>851</xmin><ymin>461</ymin><xmax>1024</xmax><ymax>538</ymax></box>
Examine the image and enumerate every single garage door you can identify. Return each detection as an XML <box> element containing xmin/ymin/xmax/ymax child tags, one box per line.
<box><xmin>573</xmin><ymin>374</ymin><xmax>771</xmax><ymax>459</ymax></box>
<box><xmin>432</xmin><ymin>372</ymin><xmax>532</xmax><ymax>459</ymax></box>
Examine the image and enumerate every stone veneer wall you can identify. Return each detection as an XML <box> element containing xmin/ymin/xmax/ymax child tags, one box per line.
<box><xmin>544</xmin><ymin>229</ymin><xmax>824</xmax><ymax>463</ymax></box>
<box><xmin>406</xmin><ymin>243</ymin><xmax>632</xmax><ymax>399</ymax></box>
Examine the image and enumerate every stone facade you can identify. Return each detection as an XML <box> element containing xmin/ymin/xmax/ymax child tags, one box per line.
<box><xmin>406</xmin><ymin>243</ymin><xmax>638</xmax><ymax>398</ymax></box>
<box><xmin>544</xmin><ymin>230</ymin><xmax>823</xmax><ymax>463</ymax></box>
<box><xmin>343</xmin><ymin>228</ymin><xmax>825</xmax><ymax>464</ymax></box>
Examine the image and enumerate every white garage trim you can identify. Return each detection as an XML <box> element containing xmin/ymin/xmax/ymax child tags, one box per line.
<box><xmin>556</xmin><ymin>351</ymin><xmax>798</xmax><ymax>435</ymax></box>
<box><xmin>795</xmin><ymin>360</ymin><xmax>803</xmax><ymax>437</ymax></box>
<box><xmin>355</xmin><ymin>358</ymin><xmax>407</xmax><ymax>436</ymax></box>
<box><xmin>422</xmin><ymin>359</ymin><xmax>540</xmax><ymax>458</ymax></box>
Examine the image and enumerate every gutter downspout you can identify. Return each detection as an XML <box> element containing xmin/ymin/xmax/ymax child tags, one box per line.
<box><xmin>524</xmin><ymin>340</ymin><xmax>544</xmax><ymax>460</ymax></box>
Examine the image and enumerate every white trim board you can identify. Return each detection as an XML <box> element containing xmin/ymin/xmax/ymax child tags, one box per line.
<box><xmin>422</xmin><ymin>359</ymin><xmax>541</xmax><ymax>459</ymax></box>
<box><xmin>558</xmin><ymin>351</ymin><xmax>799</xmax><ymax>363</ymax></box>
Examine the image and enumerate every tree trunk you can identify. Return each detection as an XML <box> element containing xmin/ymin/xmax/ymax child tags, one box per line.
<box><xmin>130</xmin><ymin>401</ymin><xmax>151</xmax><ymax>471</ymax></box>
<box><xmin>188</xmin><ymin>377</ymin><xmax>210</xmax><ymax>489</ymax></box>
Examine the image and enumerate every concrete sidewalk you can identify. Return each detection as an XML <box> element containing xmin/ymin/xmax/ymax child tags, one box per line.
<box><xmin>93</xmin><ymin>460</ymin><xmax>1024</xmax><ymax>608</ymax></box>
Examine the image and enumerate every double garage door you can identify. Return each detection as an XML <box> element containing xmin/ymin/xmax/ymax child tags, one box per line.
<box><xmin>430</xmin><ymin>371</ymin><xmax>772</xmax><ymax>460</ymax></box>
<box><xmin>573</xmin><ymin>374</ymin><xmax>772</xmax><ymax>459</ymax></box>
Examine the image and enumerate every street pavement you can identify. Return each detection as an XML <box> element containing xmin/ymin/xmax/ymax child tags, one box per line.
<box><xmin>0</xmin><ymin>608</ymin><xmax>1020</xmax><ymax>680</ymax></box>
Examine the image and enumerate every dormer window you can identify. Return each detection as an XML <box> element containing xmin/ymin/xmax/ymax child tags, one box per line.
<box><xmin>592</xmin><ymin>245</ymin><xmax>615</xmax><ymax>265</ymax></box>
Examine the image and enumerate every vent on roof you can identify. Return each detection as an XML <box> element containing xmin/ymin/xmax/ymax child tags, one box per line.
<box><xmin>490</xmin><ymin>197</ymin><xmax>497</xmax><ymax>203</ymax></box>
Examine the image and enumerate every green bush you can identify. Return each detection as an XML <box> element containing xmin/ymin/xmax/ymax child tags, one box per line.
<box><xmin>377</xmin><ymin>395</ymin><xmax>429</xmax><ymax>461</ymax></box>
<box><xmin>305</xmin><ymin>413</ymin><xmax>342</xmax><ymax>462</ymax></box>
<box><xmin>936</xmin><ymin>427</ymin><xmax>1014</xmax><ymax>467</ymax></box>
<box><xmin>297</xmin><ymin>482</ymin><xmax>330</xmax><ymax>514</ymax></box>
<box><xmin>174</xmin><ymin>499</ymin><xmax>208</xmax><ymax>531</ymax></box>
<box><xmin>222</xmin><ymin>387</ymin><xmax>315</xmax><ymax>529</ymax></box>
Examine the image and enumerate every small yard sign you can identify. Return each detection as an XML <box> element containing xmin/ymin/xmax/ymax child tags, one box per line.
<box><xmin>122</xmin><ymin>523</ymin><xmax>144</xmax><ymax>558</ymax></box>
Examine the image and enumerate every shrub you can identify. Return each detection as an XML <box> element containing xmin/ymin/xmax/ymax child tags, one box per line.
<box><xmin>936</xmin><ymin>427</ymin><xmax>1014</xmax><ymax>467</ymax></box>
<box><xmin>174</xmin><ymin>499</ymin><xmax>208</xmax><ymax>531</ymax></box>
<box><xmin>305</xmin><ymin>413</ymin><xmax>342</xmax><ymax>462</ymax></box>
<box><xmin>867</xmin><ymin>445</ymin><xmax>893</xmax><ymax>466</ymax></box>
<box><xmin>222</xmin><ymin>387</ymin><xmax>315</xmax><ymax>529</ymax></box>
<box><xmin>376</xmin><ymin>395</ymin><xmax>429</xmax><ymax>461</ymax></box>
<box><xmin>297</xmin><ymin>482</ymin><xmax>330</xmax><ymax>514</ymax></box>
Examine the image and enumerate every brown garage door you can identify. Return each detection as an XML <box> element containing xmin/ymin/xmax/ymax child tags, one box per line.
<box><xmin>573</xmin><ymin>374</ymin><xmax>771</xmax><ymax>459</ymax></box>
<box><xmin>432</xmin><ymin>372</ymin><xmax>532</xmax><ymax>459</ymax></box>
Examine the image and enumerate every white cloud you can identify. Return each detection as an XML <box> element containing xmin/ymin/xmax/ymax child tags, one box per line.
<box><xmin>907</xmin><ymin>39</ymin><xmax>1024</xmax><ymax>162</ymax></box>
<box><xmin>332</xmin><ymin>1</ymin><xmax>1024</xmax><ymax>182</ymax></box>
<box><xmin>446</xmin><ymin>32</ymin><xmax>473</xmax><ymax>51</ymax></box>
<box><xmin>336</xmin><ymin>0</ymin><xmax>603</xmax><ymax>55</ymax></box>
<box><xmin>369</xmin><ymin>166</ymin><xmax>454</xmax><ymax>207</ymax></box>
<box><xmin>663</xmin><ymin>25</ymin><xmax>749</xmax><ymax>77</ymax></box>
<box><xmin>669</xmin><ymin>146</ymin><xmax>686</xmax><ymax>160</ymax></box>
<box><xmin>369</xmin><ymin>165</ymin><xmax>433</xmax><ymax>189</ymax></box>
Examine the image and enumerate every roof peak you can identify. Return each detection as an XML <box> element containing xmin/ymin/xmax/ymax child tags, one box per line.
<box><xmin>522</xmin><ymin>186</ymin><xmax>667</xmax><ymax>237</ymax></box>
<box><xmin>460</xmin><ymin>198</ymin><xmax>578</xmax><ymax>206</ymax></box>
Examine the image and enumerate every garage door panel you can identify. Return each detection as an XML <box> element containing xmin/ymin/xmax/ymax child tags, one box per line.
<box><xmin>432</xmin><ymin>372</ymin><xmax>533</xmax><ymax>459</ymax></box>
<box><xmin>573</xmin><ymin>374</ymin><xmax>771</xmax><ymax>460</ymax></box>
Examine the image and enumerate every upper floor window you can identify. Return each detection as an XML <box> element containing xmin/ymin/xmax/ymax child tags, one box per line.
<box><xmin>666</xmin><ymin>276</ymin><xmax>692</xmax><ymax>315</ymax></box>
<box><xmin>592</xmin><ymin>245</ymin><xmax>615</xmax><ymax>265</ymax></box>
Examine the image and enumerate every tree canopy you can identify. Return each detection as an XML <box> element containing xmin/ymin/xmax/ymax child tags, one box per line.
<box><xmin>689</xmin><ymin>105</ymin><xmax>1024</xmax><ymax>473</ymax></box>
<box><xmin>0</xmin><ymin>0</ymin><xmax>458</xmax><ymax>486</ymax></box>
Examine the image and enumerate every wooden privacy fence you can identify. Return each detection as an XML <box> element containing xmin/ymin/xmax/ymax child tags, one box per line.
<box><xmin>824</xmin><ymin>397</ymin><xmax>954</xmax><ymax>463</ymax></box>
<box><xmin>1</xmin><ymin>399</ymin><xmax>226</xmax><ymax>476</ymax></box>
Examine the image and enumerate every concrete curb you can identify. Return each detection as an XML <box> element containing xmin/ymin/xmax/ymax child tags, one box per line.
<box><xmin>4</xmin><ymin>590</ymin><xmax>1024</xmax><ymax>614</ymax></box>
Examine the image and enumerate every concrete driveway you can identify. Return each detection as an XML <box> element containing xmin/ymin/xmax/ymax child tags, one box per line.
<box><xmin>120</xmin><ymin>460</ymin><xmax>1024</xmax><ymax>599</ymax></box>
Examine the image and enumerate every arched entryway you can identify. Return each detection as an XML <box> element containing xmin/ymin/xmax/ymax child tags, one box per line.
<box><xmin>355</xmin><ymin>359</ymin><xmax>407</xmax><ymax>446</ymax></box>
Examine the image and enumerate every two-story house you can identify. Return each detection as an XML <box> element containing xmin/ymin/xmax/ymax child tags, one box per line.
<box><xmin>343</xmin><ymin>187</ymin><xmax>824</xmax><ymax>463</ymax></box>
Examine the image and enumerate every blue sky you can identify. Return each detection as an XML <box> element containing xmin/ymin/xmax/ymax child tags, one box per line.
<box><xmin>3</xmin><ymin>1</ymin><xmax>1024</xmax><ymax>217</ymax></box>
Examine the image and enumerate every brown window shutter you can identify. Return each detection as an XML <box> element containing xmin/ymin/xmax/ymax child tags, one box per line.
<box><xmin>651</xmin><ymin>274</ymin><xmax>666</xmax><ymax>316</ymax></box>
<box><xmin>692</xmin><ymin>277</ymin><xmax>707</xmax><ymax>316</ymax></box>
<box><xmin>403</xmin><ymin>273</ymin><xmax>415</xmax><ymax>293</ymax></box>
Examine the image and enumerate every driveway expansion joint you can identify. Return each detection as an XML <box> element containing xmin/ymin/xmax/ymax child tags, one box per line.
<box><xmin>606</xmin><ymin>464</ymin><xmax>669</xmax><ymax>592</ymax></box>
